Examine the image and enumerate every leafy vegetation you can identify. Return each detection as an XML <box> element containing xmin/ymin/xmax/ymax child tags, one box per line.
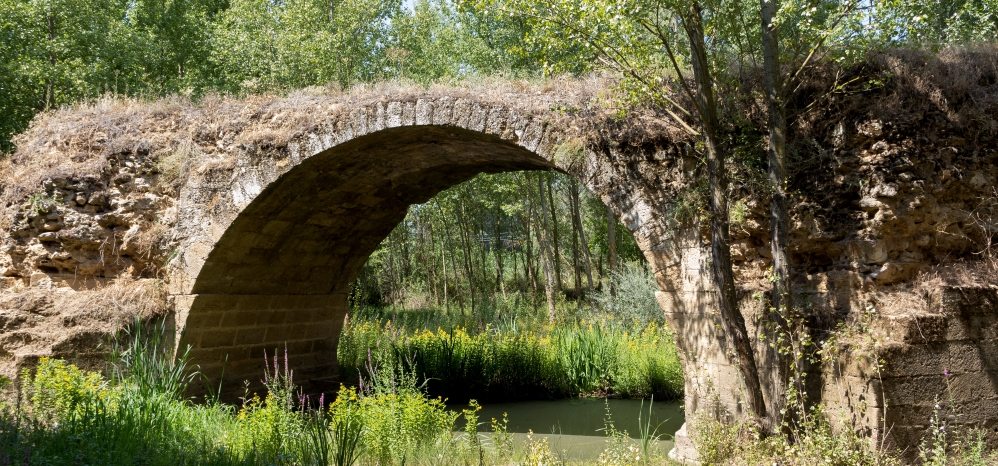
<box><xmin>338</xmin><ymin>308</ymin><xmax>684</xmax><ymax>402</ymax></box>
<box><xmin>354</xmin><ymin>170</ymin><xmax>642</xmax><ymax>318</ymax></box>
<box><xmin>0</xmin><ymin>326</ymin><xmax>678</xmax><ymax>465</ymax></box>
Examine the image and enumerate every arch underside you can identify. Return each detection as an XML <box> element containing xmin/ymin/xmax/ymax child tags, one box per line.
<box><xmin>178</xmin><ymin>125</ymin><xmax>556</xmax><ymax>395</ymax></box>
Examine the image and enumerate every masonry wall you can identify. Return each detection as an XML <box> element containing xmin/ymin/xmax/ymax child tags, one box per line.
<box><xmin>173</xmin><ymin>293</ymin><xmax>348</xmax><ymax>397</ymax></box>
<box><xmin>821</xmin><ymin>286</ymin><xmax>998</xmax><ymax>458</ymax></box>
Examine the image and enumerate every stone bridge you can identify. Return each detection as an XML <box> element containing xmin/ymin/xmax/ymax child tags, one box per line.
<box><xmin>164</xmin><ymin>90</ymin><xmax>736</xmax><ymax>415</ymax></box>
<box><xmin>2</xmin><ymin>62</ymin><xmax>997</xmax><ymax>458</ymax></box>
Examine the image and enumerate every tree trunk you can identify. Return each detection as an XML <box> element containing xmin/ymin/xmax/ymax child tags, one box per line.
<box><xmin>684</xmin><ymin>3</ymin><xmax>768</xmax><ymax>425</ymax></box>
<box><xmin>425</xmin><ymin>217</ymin><xmax>440</xmax><ymax>306</ymax></box>
<box><xmin>521</xmin><ymin>211</ymin><xmax>538</xmax><ymax>296</ymax></box>
<box><xmin>571</xmin><ymin>186</ymin><xmax>582</xmax><ymax>295</ymax></box>
<box><xmin>761</xmin><ymin>0</ymin><xmax>791</xmax><ymax>319</ymax></box>
<box><xmin>545</xmin><ymin>175</ymin><xmax>563</xmax><ymax>292</ymax></box>
<box><xmin>494</xmin><ymin>212</ymin><xmax>507</xmax><ymax>298</ymax></box>
<box><xmin>571</xmin><ymin>180</ymin><xmax>596</xmax><ymax>290</ymax></box>
<box><xmin>535</xmin><ymin>178</ymin><xmax>558</xmax><ymax>322</ymax></box>
<box><xmin>456</xmin><ymin>200</ymin><xmax>476</xmax><ymax>314</ymax></box>
<box><xmin>442</xmin><ymin>211</ymin><xmax>462</xmax><ymax>311</ymax></box>
<box><xmin>605</xmin><ymin>205</ymin><xmax>618</xmax><ymax>290</ymax></box>
<box><xmin>762</xmin><ymin>0</ymin><xmax>799</xmax><ymax>426</ymax></box>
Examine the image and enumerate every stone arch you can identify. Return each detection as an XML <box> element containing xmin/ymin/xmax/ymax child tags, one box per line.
<box><xmin>168</xmin><ymin>96</ymin><xmax>676</xmax><ymax>397</ymax></box>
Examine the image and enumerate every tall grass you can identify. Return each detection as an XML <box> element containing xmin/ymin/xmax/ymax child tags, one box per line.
<box><xmin>340</xmin><ymin>260</ymin><xmax>684</xmax><ymax>402</ymax></box>
<box><xmin>1</xmin><ymin>322</ymin><xmax>994</xmax><ymax>465</ymax></box>
<box><xmin>0</xmin><ymin>322</ymin><xmax>512</xmax><ymax>466</ymax></box>
<box><xmin>337</xmin><ymin>312</ymin><xmax>685</xmax><ymax>402</ymax></box>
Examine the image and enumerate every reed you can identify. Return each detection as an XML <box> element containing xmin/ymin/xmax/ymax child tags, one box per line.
<box><xmin>337</xmin><ymin>308</ymin><xmax>685</xmax><ymax>402</ymax></box>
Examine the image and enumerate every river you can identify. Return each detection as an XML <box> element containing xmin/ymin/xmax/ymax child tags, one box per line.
<box><xmin>454</xmin><ymin>398</ymin><xmax>684</xmax><ymax>461</ymax></box>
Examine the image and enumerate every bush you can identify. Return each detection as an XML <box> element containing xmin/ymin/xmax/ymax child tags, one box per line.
<box><xmin>359</xmin><ymin>388</ymin><xmax>457</xmax><ymax>464</ymax></box>
<box><xmin>592</xmin><ymin>262</ymin><xmax>663</xmax><ymax>327</ymax></box>
<box><xmin>27</xmin><ymin>357</ymin><xmax>112</xmax><ymax>423</ymax></box>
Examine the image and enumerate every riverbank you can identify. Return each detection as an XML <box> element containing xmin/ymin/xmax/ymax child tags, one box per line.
<box><xmin>337</xmin><ymin>305</ymin><xmax>684</xmax><ymax>402</ymax></box>
<box><xmin>0</xmin><ymin>345</ymin><xmax>681</xmax><ymax>465</ymax></box>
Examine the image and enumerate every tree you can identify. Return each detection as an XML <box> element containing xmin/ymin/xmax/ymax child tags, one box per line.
<box><xmin>111</xmin><ymin>0</ymin><xmax>223</xmax><ymax>94</ymax></box>
<box><xmin>210</xmin><ymin>0</ymin><xmax>400</xmax><ymax>92</ymax></box>
<box><xmin>470</xmin><ymin>0</ymin><xmax>771</xmax><ymax>424</ymax></box>
<box><xmin>0</xmin><ymin>0</ymin><xmax>127</xmax><ymax>149</ymax></box>
<box><xmin>868</xmin><ymin>0</ymin><xmax>998</xmax><ymax>47</ymax></box>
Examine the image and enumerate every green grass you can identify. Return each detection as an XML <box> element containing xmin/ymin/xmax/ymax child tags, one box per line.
<box><xmin>336</xmin><ymin>305</ymin><xmax>685</xmax><ymax>402</ymax></box>
<box><xmin>2</xmin><ymin>319</ymin><xmax>995</xmax><ymax>465</ymax></box>
<box><xmin>0</xmin><ymin>333</ymin><xmax>676</xmax><ymax>465</ymax></box>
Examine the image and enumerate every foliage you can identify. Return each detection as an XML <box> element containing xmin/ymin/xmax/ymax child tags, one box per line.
<box><xmin>210</xmin><ymin>0</ymin><xmax>400</xmax><ymax>93</ymax></box>
<box><xmin>24</xmin><ymin>357</ymin><xmax>112</xmax><ymax>423</ymax></box>
<box><xmin>595</xmin><ymin>402</ymin><xmax>647</xmax><ymax>465</ymax></box>
<box><xmin>359</xmin><ymin>170</ymin><xmax>642</xmax><ymax>313</ymax></box>
<box><xmin>866</xmin><ymin>1</ymin><xmax>998</xmax><ymax>49</ymax></box>
<box><xmin>592</xmin><ymin>262</ymin><xmax>662</xmax><ymax>328</ymax></box>
<box><xmin>328</xmin><ymin>386</ymin><xmax>363</xmax><ymax>466</ymax></box>
<box><xmin>337</xmin><ymin>305</ymin><xmax>684</xmax><ymax>402</ymax></box>
<box><xmin>0</xmin><ymin>0</ymin><xmax>222</xmax><ymax>151</ymax></box>
<box><xmin>112</xmin><ymin>318</ymin><xmax>196</xmax><ymax>400</ymax></box>
<box><xmin>358</xmin><ymin>387</ymin><xmax>456</xmax><ymax>464</ymax></box>
<box><xmin>0</xmin><ymin>340</ymin><xmax>483</xmax><ymax>465</ymax></box>
<box><xmin>690</xmin><ymin>403</ymin><xmax>907</xmax><ymax>465</ymax></box>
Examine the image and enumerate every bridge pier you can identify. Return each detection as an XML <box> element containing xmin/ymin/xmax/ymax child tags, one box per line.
<box><xmin>174</xmin><ymin>293</ymin><xmax>347</xmax><ymax>398</ymax></box>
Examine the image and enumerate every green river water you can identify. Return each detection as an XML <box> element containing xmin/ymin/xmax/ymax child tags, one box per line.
<box><xmin>454</xmin><ymin>398</ymin><xmax>684</xmax><ymax>460</ymax></box>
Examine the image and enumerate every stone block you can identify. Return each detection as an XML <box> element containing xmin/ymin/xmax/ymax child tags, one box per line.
<box><xmin>879</xmin><ymin>343</ymin><xmax>947</xmax><ymax>377</ymax></box>
<box><xmin>414</xmin><ymin>99</ymin><xmax>433</xmax><ymax>125</ymax></box>
<box><xmin>823</xmin><ymin>374</ymin><xmax>884</xmax><ymax>409</ymax></box>
<box><xmin>235</xmin><ymin>328</ymin><xmax>266</xmax><ymax>346</ymax></box>
<box><xmin>451</xmin><ymin>99</ymin><xmax>472</xmax><ymax>127</ymax></box>
<box><xmin>310</xmin><ymin>338</ymin><xmax>336</xmax><ymax>352</ymax></box>
<box><xmin>236</xmin><ymin>294</ymin><xmax>275</xmax><ymax>312</ymax></box>
<box><xmin>193</xmin><ymin>347</ymin><xmax>249</xmax><ymax>366</ymax></box>
<box><xmin>385</xmin><ymin>101</ymin><xmax>403</xmax><ymax>128</ymax></box>
<box><xmin>462</xmin><ymin>102</ymin><xmax>489</xmax><ymax>132</ymax></box>
<box><xmin>824</xmin><ymin>402</ymin><xmax>882</xmax><ymax>438</ymax></box>
<box><xmin>224</xmin><ymin>358</ymin><xmax>265</xmax><ymax>380</ymax></box>
<box><xmin>883</xmin><ymin>426</ymin><xmax>925</xmax><ymax>457</ymax></box>
<box><xmin>199</xmin><ymin>329</ymin><xmax>235</xmax><ymax>348</ymax></box>
<box><xmin>946</xmin><ymin>313</ymin><xmax>998</xmax><ymax>341</ymax></box>
<box><xmin>220</xmin><ymin>310</ymin><xmax>258</xmax><ymax>328</ymax></box>
<box><xmin>297</xmin><ymin>339</ymin><xmax>323</xmax><ymax>355</ymax></box>
<box><xmin>263</xmin><ymin>324</ymin><xmax>293</xmax><ymax>343</ymax></box>
<box><xmin>945</xmin><ymin>342</ymin><xmax>993</xmax><ymax>373</ymax></box>
<box><xmin>881</xmin><ymin>375</ymin><xmax>947</xmax><ymax>406</ymax></box>
<box><xmin>874</xmin><ymin>314</ymin><xmax>949</xmax><ymax>343</ymax></box>
<box><xmin>947</xmin><ymin>372</ymin><xmax>998</xmax><ymax>406</ymax></box>
<box><xmin>261</xmin><ymin>309</ymin><xmax>289</xmax><ymax>325</ymax></box>
<box><xmin>884</xmin><ymin>403</ymin><xmax>936</xmax><ymax>429</ymax></box>
<box><xmin>190</xmin><ymin>294</ymin><xmax>241</xmax><ymax>313</ymax></box>
<box><xmin>484</xmin><ymin>105</ymin><xmax>506</xmax><ymax>135</ymax></box>
<box><xmin>947</xmin><ymin>287</ymin><xmax>997</xmax><ymax>313</ymax></box>
<box><xmin>184</xmin><ymin>311</ymin><xmax>224</xmax><ymax>329</ymax></box>
<box><xmin>430</xmin><ymin>97</ymin><xmax>453</xmax><ymax>124</ymax></box>
<box><xmin>521</xmin><ymin>119</ymin><xmax>545</xmax><ymax>152</ymax></box>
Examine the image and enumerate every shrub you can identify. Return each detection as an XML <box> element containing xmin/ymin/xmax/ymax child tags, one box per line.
<box><xmin>27</xmin><ymin>357</ymin><xmax>112</xmax><ymax>423</ymax></box>
<box><xmin>358</xmin><ymin>387</ymin><xmax>457</xmax><ymax>464</ymax></box>
<box><xmin>592</xmin><ymin>262</ymin><xmax>662</xmax><ymax>327</ymax></box>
